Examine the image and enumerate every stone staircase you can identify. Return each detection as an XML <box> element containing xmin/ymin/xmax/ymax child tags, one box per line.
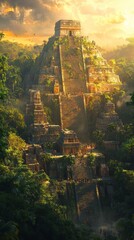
<box><xmin>60</xmin><ymin>36</ymin><xmax>87</xmax><ymax>94</ymax></box>
<box><xmin>60</xmin><ymin>95</ymin><xmax>89</xmax><ymax>142</ymax></box>
<box><xmin>73</xmin><ymin>157</ymin><xmax>100</xmax><ymax>226</ymax></box>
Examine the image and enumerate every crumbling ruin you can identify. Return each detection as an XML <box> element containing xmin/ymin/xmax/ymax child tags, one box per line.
<box><xmin>96</xmin><ymin>101</ymin><xmax>123</xmax><ymax>131</ymax></box>
<box><xmin>26</xmin><ymin>89</ymin><xmax>61</xmax><ymax>145</ymax></box>
<box><xmin>26</xmin><ymin>89</ymin><xmax>80</xmax><ymax>155</ymax></box>
<box><xmin>24</xmin><ymin>19</ymin><xmax>122</xmax><ymax>228</ymax></box>
<box><xmin>29</xmin><ymin>20</ymin><xmax>122</xmax><ymax>142</ymax></box>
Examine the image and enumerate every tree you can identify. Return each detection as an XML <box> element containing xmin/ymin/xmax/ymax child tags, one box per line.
<box><xmin>93</xmin><ymin>130</ymin><xmax>105</xmax><ymax>146</ymax></box>
<box><xmin>122</xmin><ymin>137</ymin><xmax>134</xmax><ymax>162</ymax></box>
<box><xmin>128</xmin><ymin>92</ymin><xmax>134</xmax><ymax>106</ymax></box>
<box><xmin>0</xmin><ymin>105</ymin><xmax>25</xmax><ymax>160</ymax></box>
<box><xmin>0</xmin><ymin>55</ymin><xmax>8</xmax><ymax>100</ymax></box>
<box><xmin>116</xmin><ymin>217</ymin><xmax>134</xmax><ymax>240</ymax></box>
<box><xmin>116</xmin><ymin>58</ymin><xmax>134</xmax><ymax>88</ymax></box>
<box><xmin>5</xmin><ymin>132</ymin><xmax>26</xmax><ymax>166</ymax></box>
<box><xmin>0</xmin><ymin>32</ymin><xmax>4</xmax><ymax>41</ymax></box>
<box><xmin>13</xmin><ymin>53</ymin><xmax>35</xmax><ymax>87</ymax></box>
<box><xmin>6</xmin><ymin>65</ymin><xmax>22</xmax><ymax>96</ymax></box>
<box><xmin>108</xmin><ymin>59</ymin><xmax>116</xmax><ymax>67</ymax></box>
<box><xmin>0</xmin><ymin>220</ymin><xmax>19</xmax><ymax>240</ymax></box>
<box><xmin>87</xmin><ymin>153</ymin><xmax>96</xmax><ymax>167</ymax></box>
<box><xmin>0</xmin><ymin>162</ymin><xmax>94</xmax><ymax>240</ymax></box>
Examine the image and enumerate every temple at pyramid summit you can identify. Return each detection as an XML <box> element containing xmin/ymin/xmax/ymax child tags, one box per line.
<box><xmin>55</xmin><ymin>20</ymin><xmax>81</xmax><ymax>37</ymax></box>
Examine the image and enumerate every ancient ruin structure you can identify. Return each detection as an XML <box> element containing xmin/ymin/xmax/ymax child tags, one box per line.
<box><xmin>26</xmin><ymin>89</ymin><xmax>81</xmax><ymax>152</ymax></box>
<box><xmin>26</xmin><ymin>89</ymin><xmax>48</xmax><ymax>124</ymax></box>
<box><xmin>55</xmin><ymin>20</ymin><xmax>81</xmax><ymax>37</ymax></box>
<box><xmin>86</xmin><ymin>55</ymin><xmax>121</xmax><ymax>93</ymax></box>
<box><xmin>24</xmin><ymin>20</ymin><xmax>119</xmax><ymax>228</ymax></box>
<box><xmin>26</xmin><ymin>89</ymin><xmax>61</xmax><ymax>145</ymax></box>
<box><xmin>96</xmin><ymin>101</ymin><xmax>122</xmax><ymax>131</ymax></box>
<box><xmin>30</xmin><ymin>20</ymin><xmax>122</xmax><ymax>142</ymax></box>
<box><xmin>23</xmin><ymin>144</ymin><xmax>43</xmax><ymax>172</ymax></box>
<box><xmin>58</xmin><ymin>129</ymin><xmax>80</xmax><ymax>155</ymax></box>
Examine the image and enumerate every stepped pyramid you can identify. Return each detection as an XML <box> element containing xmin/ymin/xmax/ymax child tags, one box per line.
<box><xmin>26</xmin><ymin>89</ymin><xmax>61</xmax><ymax>144</ymax></box>
<box><xmin>96</xmin><ymin>101</ymin><xmax>123</xmax><ymax>131</ymax></box>
<box><xmin>31</xmin><ymin>20</ymin><xmax>121</xmax><ymax>142</ymax></box>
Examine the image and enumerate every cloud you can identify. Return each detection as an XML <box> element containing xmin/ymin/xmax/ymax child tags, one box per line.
<box><xmin>0</xmin><ymin>0</ymin><xmax>60</xmax><ymax>35</ymax></box>
<box><xmin>80</xmin><ymin>3</ymin><xmax>115</xmax><ymax>16</ymax></box>
<box><xmin>107</xmin><ymin>14</ymin><xmax>125</xmax><ymax>24</ymax></box>
<box><xmin>0</xmin><ymin>0</ymin><xmax>41</xmax><ymax>10</ymax></box>
<box><xmin>0</xmin><ymin>0</ymin><xmax>59</xmax><ymax>21</ymax></box>
<box><xmin>0</xmin><ymin>0</ymin><xmax>133</xmax><ymax>49</ymax></box>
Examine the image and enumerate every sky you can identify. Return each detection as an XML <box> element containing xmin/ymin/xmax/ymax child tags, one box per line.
<box><xmin>0</xmin><ymin>0</ymin><xmax>134</xmax><ymax>49</ymax></box>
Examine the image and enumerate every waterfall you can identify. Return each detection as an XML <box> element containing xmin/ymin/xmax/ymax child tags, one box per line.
<box><xmin>96</xmin><ymin>183</ymin><xmax>104</xmax><ymax>225</ymax></box>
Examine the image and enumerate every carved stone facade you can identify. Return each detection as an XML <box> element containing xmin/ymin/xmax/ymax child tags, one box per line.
<box><xmin>96</xmin><ymin>101</ymin><xmax>122</xmax><ymax>131</ymax></box>
<box><xmin>23</xmin><ymin>20</ymin><xmax>121</xmax><ymax>227</ymax></box>
<box><xmin>85</xmin><ymin>54</ymin><xmax>121</xmax><ymax>93</ymax></box>
<box><xmin>26</xmin><ymin>89</ymin><xmax>61</xmax><ymax>145</ymax></box>
<box><xmin>26</xmin><ymin>89</ymin><xmax>48</xmax><ymax>124</ymax></box>
<box><xmin>58</xmin><ymin>129</ymin><xmax>80</xmax><ymax>155</ymax></box>
<box><xmin>30</xmin><ymin>20</ymin><xmax>122</xmax><ymax>142</ymax></box>
<box><xmin>23</xmin><ymin>144</ymin><xmax>43</xmax><ymax>172</ymax></box>
<box><xmin>55</xmin><ymin>20</ymin><xmax>81</xmax><ymax>37</ymax></box>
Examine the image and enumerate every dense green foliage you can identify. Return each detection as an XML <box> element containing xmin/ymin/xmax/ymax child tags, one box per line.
<box><xmin>0</xmin><ymin>39</ymin><xmax>43</xmax><ymax>98</ymax></box>
<box><xmin>0</xmin><ymin>105</ymin><xmax>95</xmax><ymax>239</ymax></box>
<box><xmin>105</xmin><ymin>42</ymin><xmax>134</xmax><ymax>89</ymax></box>
<box><xmin>105</xmin><ymin>40</ymin><xmax>134</xmax><ymax>61</ymax></box>
<box><xmin>0</xmin><ymin>38</ymin><xmax>96</xmax><ymax>240</ymax></box>
<box><xmin>99</xmin><ymin>42</ymin><xmax>134</xmax><ymax>240</ymax></box>
<box><xmin>0</xmin><ymin>104</ymin><xmax>25</xmax><ymax>159</ymax></box>
<box><xmin>88</xmin><ymin>42</ymin><xmax>134</xmax><ymax>240</ymax></box>
<box><xmin>0</xmin><ymin>55</ymin><xmax>8</xmax><ymax>100</ymax></box>
<box><xmin>0</xmin><ymin>34</ymin><xmax>134</xmax><ymax>239</ymax></box>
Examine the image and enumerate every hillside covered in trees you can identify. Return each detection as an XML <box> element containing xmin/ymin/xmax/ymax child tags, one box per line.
<box><xmin>0</xmin><ymin>31</ymin><xmax>134</xmax><ymax>240</ymax></box>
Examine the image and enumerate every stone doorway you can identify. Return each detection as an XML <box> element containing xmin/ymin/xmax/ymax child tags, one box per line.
<box><xmin>69</xmin><ymin>30</ymin><xmax>73</xmax><ymax>36</ymax></box>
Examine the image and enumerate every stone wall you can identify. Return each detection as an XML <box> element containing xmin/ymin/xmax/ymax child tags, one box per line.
<box><xmin>60</xmin><ymin>95</ymin><xmax>89</xmax><ymax>142</ymax></box>
<box><xmin>60</xmin><ymin>36</ymin><xmax>87</xmax><ymax>94</ymax></box>
<box><xmin>23</xmin><ymin>144</ymin><xmax>43</xmax><ymax>172</ymax></box>
<box><xmin>55</xmin><ymin>20</ymin><xmax>81</xmax><ymax>37</ymax></box>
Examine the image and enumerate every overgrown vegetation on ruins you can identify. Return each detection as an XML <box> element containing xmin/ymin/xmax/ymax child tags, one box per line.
<box><xmin>0</xmin><ymin>32</ymin><xmax>134</xmax><ymax>240</ymax></box>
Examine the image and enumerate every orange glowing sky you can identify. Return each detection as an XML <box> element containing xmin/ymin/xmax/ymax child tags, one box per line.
<box><xmin>0</xmin><ymin>0</ymin><xmax>134</xmax><ymax>49</ymax></box>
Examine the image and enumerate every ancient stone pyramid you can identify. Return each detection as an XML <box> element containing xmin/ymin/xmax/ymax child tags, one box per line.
<box><xmin>30</xmin><ymin>20</ymin><xmax>121</xmax><ymax>142</ymax></box>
